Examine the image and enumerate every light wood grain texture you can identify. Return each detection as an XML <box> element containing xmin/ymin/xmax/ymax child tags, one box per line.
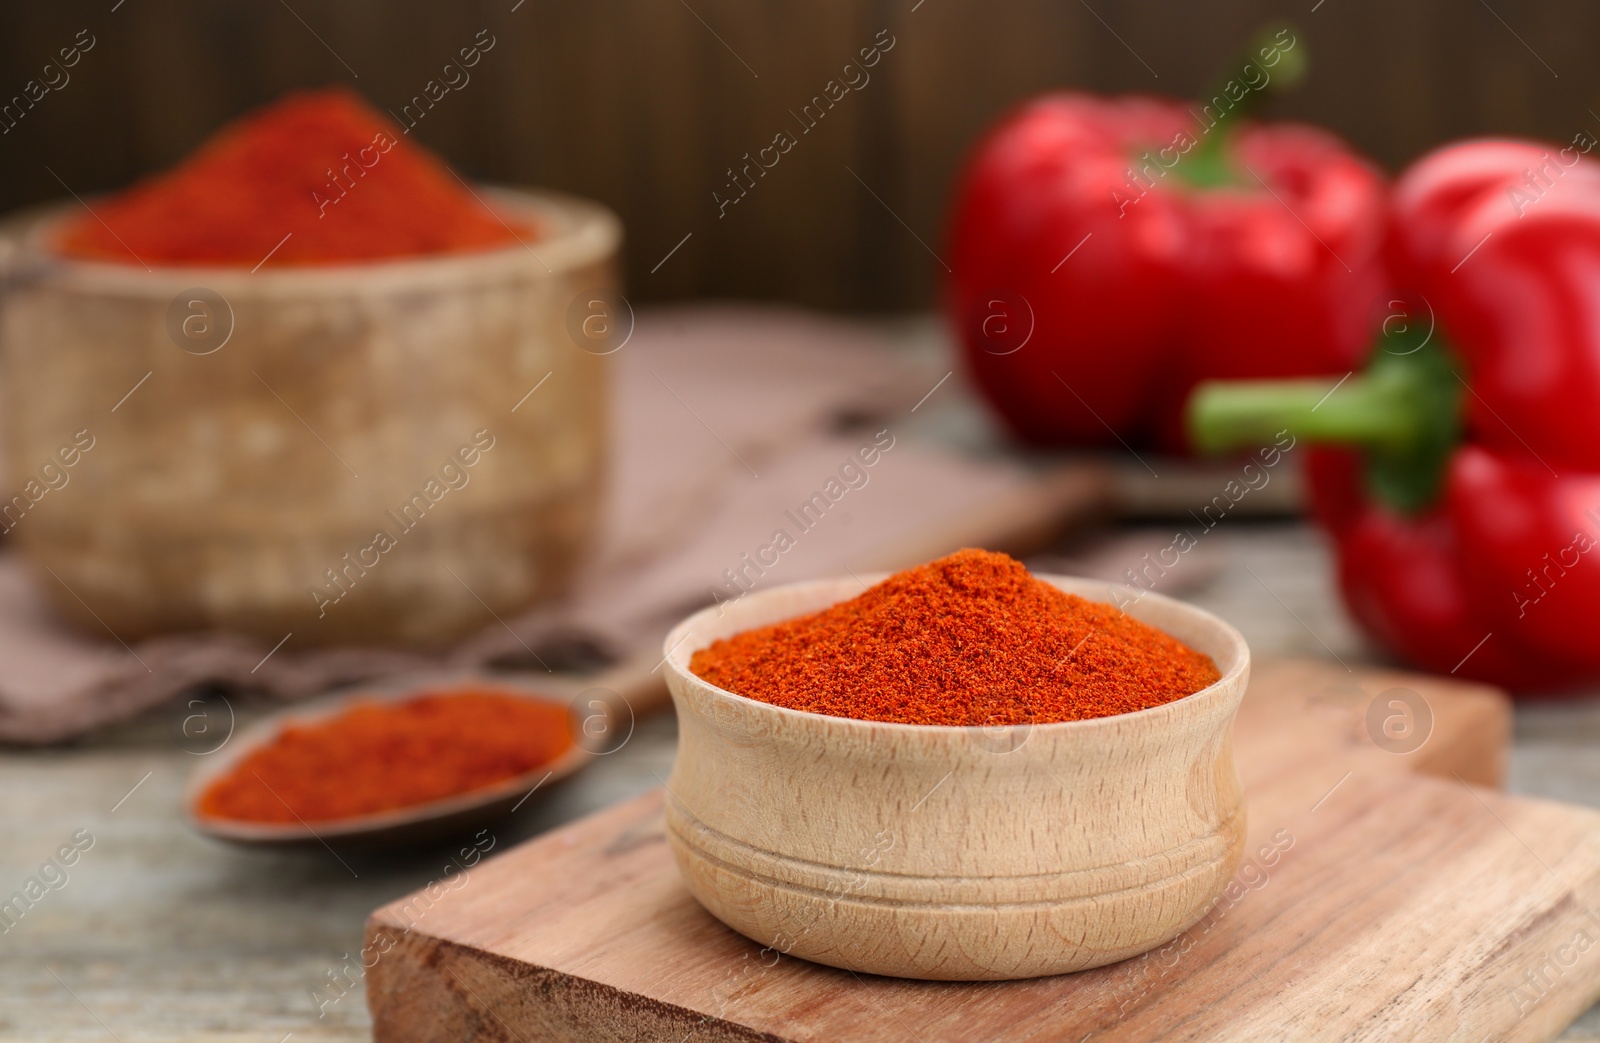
<box><xmin>0</xmin><ymin>189</ymin><xmax>616</xmax><ymax>647</ymax></box>
<box><xmin>364</xmin><ymin>657</ymin><xmax>1600</xmax><ymax>1042</ymax></box>
<box><xmin>659</xmin><ymin>575</ymin><xmax>1251</xmax><ymax>979</ymax></box>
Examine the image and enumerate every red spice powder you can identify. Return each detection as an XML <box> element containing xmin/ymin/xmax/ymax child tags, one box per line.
<box><xmin>197</xmin><ymin>688</ymin><xmax>573</xmax><ymax>824</ymax></box>
<box><xmin>689</xmin><ymin>549</ymin><xmax>1222</xmax><ymax>725</ymax></box>
<box><xmin>56</xmin><ymin>87</ymin><xmax>528</xmax><ymax>267</ymax></box>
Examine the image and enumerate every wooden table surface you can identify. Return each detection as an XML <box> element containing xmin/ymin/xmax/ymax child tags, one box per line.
<box><xmin>6</xmin><ymin>525</ymin><xmax>1600</xmax><ymax>1039</ymax></box>
<box><xmin>6</xmin><ymin>520</ymin><xmax>1599</xmax><ymax>1041</ymax></box>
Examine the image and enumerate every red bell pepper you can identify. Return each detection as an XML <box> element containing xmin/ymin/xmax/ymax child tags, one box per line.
<box><xmin>946</xmin><ymin>31</ymin><xmax>1387</xmax><ymax>450</ymax></box>
<box><xmin>1189</xmin><ymin>135</ymin><xmax>1600</xmax><ymax>690</ymax></box>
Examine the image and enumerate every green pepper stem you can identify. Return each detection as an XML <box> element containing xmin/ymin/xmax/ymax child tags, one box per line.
<box><xmin>1175</xmin><ymin>25</ymin><xmax>1308</xmax><ymax>189</ymax></box>
<box><xmin>1189</xmin><ymin>374</ymin><xmax>1418</xmax><ymax>456</ymax></box>
<box><xmin>1186</xmin><ymin>340</ymin><xmax>1463</xmax><ymax>514</ymax></box>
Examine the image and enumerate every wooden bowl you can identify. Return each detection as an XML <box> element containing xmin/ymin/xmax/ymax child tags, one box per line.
<box><xmin>184</xmin><ymin>673</ymin><xmax>593</xmax><ymax>848</ymax></box>
<box><xmin>0</xmin><ymin>189</ymin><xmax>618</xmax><ymax>647</ymax></box>
<box><xmin>661</xmin><ymin>575</ymin><xmax>1249</xmax><ymax>980</ymax></box>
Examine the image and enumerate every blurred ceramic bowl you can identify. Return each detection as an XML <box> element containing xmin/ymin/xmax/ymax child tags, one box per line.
<box><xmin>0</xmin><ymin>188</ymin><xmax>619</xmax><ymax>647</ymax></box>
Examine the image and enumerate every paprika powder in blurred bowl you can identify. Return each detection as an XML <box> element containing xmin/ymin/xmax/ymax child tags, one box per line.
<box><xmin>660</xmin><ymin>550</ymin><xmax>1250</xmax><ymax>980</ymax></box>
<box><xmin>0</xmin><ymin>90</ymin><xmax>619</xmax><ymax>646</ymax></box>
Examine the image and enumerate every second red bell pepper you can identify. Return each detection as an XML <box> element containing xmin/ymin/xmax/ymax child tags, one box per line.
<box><xmin>1190</xmin><ymin>135</ymin><xmax>1600</xmax><ymax>690</ymax></box>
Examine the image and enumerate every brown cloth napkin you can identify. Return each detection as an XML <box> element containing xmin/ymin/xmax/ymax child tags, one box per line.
<box><xmin>0</xmin><ymin>306</ymin><xmax>1037</xmax><ymax>744</ymax></box>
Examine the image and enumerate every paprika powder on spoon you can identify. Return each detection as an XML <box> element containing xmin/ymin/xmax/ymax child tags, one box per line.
<box><xmin>197</xmin><ymin>688</ymin><xmax>574</xmax><ymax>824</ymax></box>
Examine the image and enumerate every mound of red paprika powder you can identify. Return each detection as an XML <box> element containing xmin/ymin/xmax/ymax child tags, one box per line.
<box><xmin>197</xmin><ymin>688</ymin><xmax>573</xmax><ymax>824</ymax></box>
<box><xmin>55</xmin><ymin>87</ymin><xmax>528</xmax><ymax>267</ymax></box>
<box><xmin>690</xmin><ymin>549</ymin><xmax>1221</xmax><ymax>725</ymax></box>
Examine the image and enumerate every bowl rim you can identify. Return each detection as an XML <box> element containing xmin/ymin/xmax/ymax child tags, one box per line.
<box><xmin>183</xmin><ymin>671</ymin><xmax>591</xmax><ymax>844</ymax></box>
<box><xmin>2</xmin><ymin>186</ymin><xmax>621</xmax><ymax>291</ymax></box>
<box><xmin>662</xmin><ymin>571</ymin><xmax>1250</xmax><ymax>735</ymax></box>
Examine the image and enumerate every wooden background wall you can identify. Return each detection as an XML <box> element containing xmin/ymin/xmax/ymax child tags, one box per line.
<box><xmin>1</xmin><ymin>0</ymin><xmax>1594</xmax><ymax>311</ymax></box>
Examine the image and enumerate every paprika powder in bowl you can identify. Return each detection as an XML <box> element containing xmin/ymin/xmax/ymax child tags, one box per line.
<box><xmin>660</xmin><ymin>551</ymin><xmax>1249</xmax><ymax>981</ymax></box>
<box><xmin>0</xmin><ymin>90</ymin><xmax>618</xmax><ymax>646</ymax></box>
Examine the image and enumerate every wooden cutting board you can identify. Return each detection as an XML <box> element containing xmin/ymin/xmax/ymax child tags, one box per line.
<box><xmin>365</xmin><ymin>659</ymin><xmax>1600</xmax><ymax>1041</ymax></box>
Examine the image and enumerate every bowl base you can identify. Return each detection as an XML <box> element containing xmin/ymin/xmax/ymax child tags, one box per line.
<box><xmin>666</xmin><ymin>795</ymin><xmax>1247</xmax><ymax>981</ymax></box>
